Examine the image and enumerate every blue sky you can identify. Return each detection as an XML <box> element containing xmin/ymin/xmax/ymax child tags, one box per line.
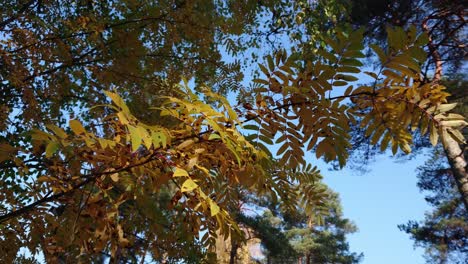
<box><xmin>318</xmin><ymin>153</ymin><xmax>430</xmax><ymax>263</ymax></box>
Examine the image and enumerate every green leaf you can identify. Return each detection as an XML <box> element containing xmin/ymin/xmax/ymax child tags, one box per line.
<box><xmin>382</xmin><ymin>69</ymin><xmax>404</xmax><ymax>83</ymax></box>
<box><xmin>259</xmin><ymin>63</ymin><xmax>269</xmax><ymax>76</ymax></box>
<box><xmin>370</xmin><ymin>44</ymin><xmax>386</xmax><ymax>63</ymax></box>
<box><xmin>208</xmin><ymin>134</ymin><xmax>221</xmax><ymax>140</ymax></box>
<box><xmin>341</xmin><ymin>58</ymin><xmax>363</xmax><ymax>67</ymax></box>
<box><xmin>45</xmin><ymin>141</ymin><xmax>60</xmax><ymax>158</ymax></box>
<box><xmin>364</xmin><ymin>71</ymin><xmax>379</xmax><ymax>79</ymax></box>
<box><xmin>337</xmin><ymin>66</ymin><xmax>361</xmax><ymax>73</ymax></box>
<box><xmin>415</xmin><ymin>32</ymin><xmax>429</xmax><ymax>46</ymax></box>
<box><xmin>318</xmin><ymin>49</ymin><xmax>337</xmax><ymax>63</ymax></box>
<box><xmin>267</xmin><ymin>55</ymin><xmax>275</xmax><ymax>72</ymax></box>
<box><xmin>387</xmin><ymin>26</ymin><xmax>405</xmax><ymax>50</ymax></box>
<box><xmin>333</xmin><ymin>81</ymin><xmax>348</xmax><ymax>86</ymax></box>
<box><xmin>336</xmin><ymin>74</ymin><xmax>358</xmax><ymax>82</ymax></box>
<box><xmin>259</xmin><ymin>135</ymin><xmax>273</xmax><ymax>145</ymax></box>
<box><xmin>243</xmin><ymin>125</ymin><xmax>259</xmax><ymax>131</ymax></box>
<box><xmin>276</xmin><ymin>142</ymin><xmax>289</xmax><ymax>156</ymax></box>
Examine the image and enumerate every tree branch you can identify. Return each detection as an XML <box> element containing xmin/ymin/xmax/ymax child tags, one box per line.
<box><xmin>0</xmin><ymin>0</ymin><xmax>37</xmax><ymax>29</ymax></box>
<box><xmin>0</xmin><ymin>152</ymin><xmax>160</xmax><ymax>224</ymax></box>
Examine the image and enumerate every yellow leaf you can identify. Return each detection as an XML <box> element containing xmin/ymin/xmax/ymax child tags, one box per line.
<box><xmin>209</xmin><ymin>199</ymin><xmax>220</xmax><ymax>217</ymax></box>
<box><xmin>173</xmin><ymin>167</ymin><xmax>189</xmax><ymax>177</ymax></box>
<box><xmin>181</xmin><ymin>179</ymin><xmax>198</xmax><ymax>192</ymax></box>
<box><xmin>441</xmin><ymin>120</ymin><xmax>467</xmax><ymax>128</ymax></box>
<box><xmin>429</xmin><ymin>123</ymin><xmax>439</xmax><ymax>146</ymax></box>
<box><xmin>46</xmin><ymin>124</ymin><xmax>67</xmax><ymax>138</ymax></box>
<box><xmin>37</xmin><ymin>176</ymin><xmax>51</xmax><ymax>182</ymax></box>
<box><xmin>208</xmin><ymin>134</ymin><xmax>221</xmax><ymax>140</ymax></box>
<box><xmin>177</xmin><ymin>139</ymin><xmax>194</xmax><ymax>149</ymax></box>
<box><xmin>31</xmin><ymin>129</ymin><xmax>51</xmax><ymax>141</ymax></box>
<box><xmin>128</xmin><ymin>125</ymin><xmax>141</xmax><ymax>152</ymax></box>
<box><xmin>98</xmin><ymin>138</ymin><xmax>108</xmax><ymax>149</ymax></box>
<box><xmin>400</xmin><ymin>142</ymin><xmax>411</xmax><ymax>154</ymax></box>
<box><xmin>117</xmin><ymin>224</ymin><xmax>130</xmax><ymax>246</ymax></box>
<box><xmin>420</xmin><ymin>116</ymin><xmax>429</xmax><ymax>136</ymax></box>
<box><xmin>110</xmin><ymin>173</ymin><xmax>119</xmax><ymax>182</ymax></box>
<box><xmin>447</xmin><ymin>128</ymin><xmax>466</xmax><ymax>144</ymax></box>
<box><xmin>370</xmin><ymin>125</ymin><xmax>386</xmax><ymax>145</ymax></box>
<box><xmin>69</xmin><ymin>120</ymin><xmax>86</xmax><ymax>135</ymax></box>
<box><xmin>104</xmin><ymin>91</ymin><xmax>130</xmax><ymax>113</ymax></box>
<box><xmin>117</xmin><ymin>112</ymin><xmax>130</xmax><ymax>125</ymax></box>
<box><xmin>435</xmin><ymin>103</ymin><xmax>457</xmax><ymax>114</ymax></box>
<box><xmin>187</xmin><ymin>157</ymin><xmax>198</xmax><ymax>170</ymax></box>
<box><xmin>137</xmin><ymin>126</ymin><xmax>152</xmax><ymax>149</ymax></box>
<box><xmin>445</xmin><ymin>113</ymin><xmax>465</xmax><ymax>120</ymax></box>
<box><xmin>194</xmin><ymin>164</ymin><xmax>210</xmax><ymax>175</ymax></box>
<box><xmin>151</xmin><ymin>131</ymin><xmax>168</xmax><ymax>149</ymax></box>
<box><xmin>380</xmin><ymin>131</ymin><xmax>391</xmax><ymax>152</ymax></box>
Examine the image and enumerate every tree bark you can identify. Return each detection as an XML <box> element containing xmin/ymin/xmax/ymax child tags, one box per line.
<box><xmin>441</xmin><ymin>133</ymin><xmax>468</xmax><ymax>211</ymax></box>
<box><xmin>229</xmin><ymin>241</ymin><xmax>238</xmax><ymax>264</ymax></box>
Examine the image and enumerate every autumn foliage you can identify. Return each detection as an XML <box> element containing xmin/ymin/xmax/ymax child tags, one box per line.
<box><xmin>0</xmin><ymin>1</ymin><xmax>466</xmax><ymax>263</ymax></box>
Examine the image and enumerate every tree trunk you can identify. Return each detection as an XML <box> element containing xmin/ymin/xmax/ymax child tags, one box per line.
<box><xmin>442</xmin><ymin>134</ymin><xmax>468</xmax><ymax>211</ymax></box>
<box><xmin>109</xmin><ymin>246</ymin><xmax>121</xmax><ymax>264</ymax></box>
<box><xmin>422</xmin><ymin>17</ymin><xmax>468</xmax><ymax>212</ymax></box>
<box><xmin>229</xmin><ymin>241</ymin><xmax>238</xmax><ymax>264</ymax></box>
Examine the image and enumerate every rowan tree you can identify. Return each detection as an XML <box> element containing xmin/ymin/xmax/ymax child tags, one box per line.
<box><xmin>334</xmin><ymin>2</ymin><xmax>467</xmax><ymax>261</ymax></box>
<box><xmin>0</xmin><ymin>1</ymin><xmax>466</xmax><ymax>263</ymax></box>
<box><xmin>344</xmin><ymin>0</ymin><xmax>468</xmax><ymax>210</ymax></box>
